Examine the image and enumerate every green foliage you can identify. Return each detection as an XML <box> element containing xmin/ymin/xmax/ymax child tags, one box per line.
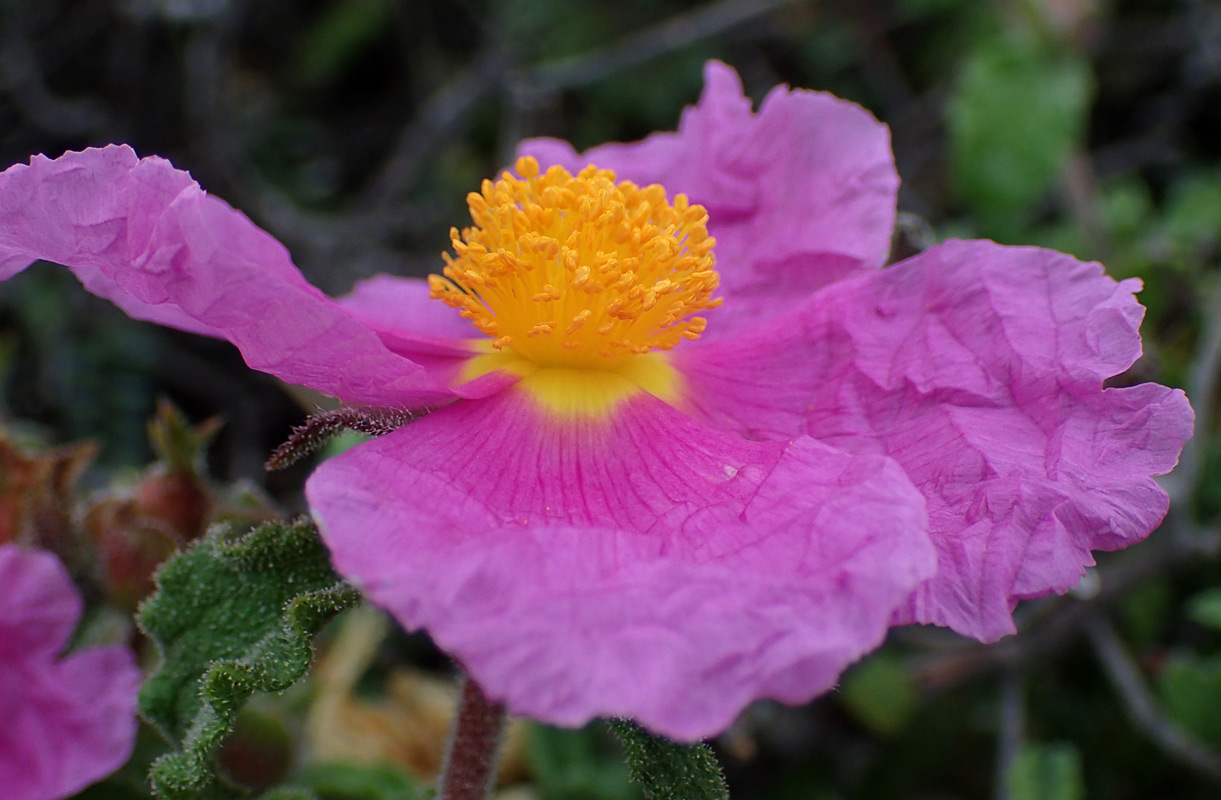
<box><xmin>138</xmin><ymin>519</ymin><xmax>362</xmax><ymax>799</ymax></box>
<box><xmin>1029</xmin><ymin>164</ymin><xmax>1221</xmax><ymax>285</ymax></box>
<box><xmin>1186</xmin><ymin>589</ymin><xmax>1221</xmax><ymax>633</ymax></box>
<box><xmin>568</xmin><ymin>50</ymin><xmax>710</xmax><ymax>151</ymax></box>
<box><xmin>529</xmin><ymin>723</ymin><xmax>640</xmax><ymax>800</ymax></box>
<box><xmin>1161</xmin><ymin>168</ymin><xmax>1221</xmax><ymax>258</ymax></box>
<box><xmin>505</xmin><ymin>0</ymin><xmax>671</xmax><ymax>62</ymax></box>
<box><xmin>948</xmin><ymin>36</ymin><xmax>1092</xmax><ymax>236</ymax></box>
<box><xmin>838</xmin><ymin>653</ymin><xmax>920</xmax><ymax>736</ymax></box>
<box><xmin>607</xmin><ymin>720</ymin><xmax>729</xmax><ymax>800</ymax></box>
<box><xmin>1003</xmin><ymin>742</ymin><xmax>1085</xmax><ymax>800</ymax></box>
<box><xmin>1158</xmin><ymin>654</ymin><xmax>1221</xmax><ymax>746</ymax></box>
<box><xmin>8</xmin><ymin>268</ymin><xmax>160</xmax><ymax>465</ymax></box>
<box><xmin>1117</xmin><ymin>579</ymin><xmax>1174</xmax><ymax>648</ymax></box>
<box><xmin>292</xmin><ymin>0</ymin><xmax>396</xmax><ymax>86</ymax></box>
<box><xmin>1100</xmin><ymin>177</ymin><xmax>1156</xmax><ymax>244</ymax></box>
<box><xmin>899</xmin><ymin>0</ymin><xmax>968</xmax><ymax>16</ymax></box>
<box><xmin>294</xmin><ymin>763</ymin><xmax>424</xmax><ymax>800</ymax></box>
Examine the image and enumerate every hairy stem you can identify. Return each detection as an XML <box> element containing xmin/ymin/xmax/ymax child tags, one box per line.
<box><xmin>265</xmin><ymin>405</ymin><xmax>429</xmax><ymax>470</ymax></box>
<box><xmin>438</xmin><ymin>676</ymin><xmax>506</xmax><ymax>800</ymax></box>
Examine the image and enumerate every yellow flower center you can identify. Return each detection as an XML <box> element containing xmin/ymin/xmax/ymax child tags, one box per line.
<box><xmin>429</xmin><ymin>156</ymin><xmax>719</xmax><ymax>370</ymax></box>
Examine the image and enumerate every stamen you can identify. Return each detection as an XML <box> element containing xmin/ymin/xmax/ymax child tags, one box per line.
<box><xmin>429</xmin><ymin>156</ymin><xmax>719</xmax><ymax>369</ymax></box>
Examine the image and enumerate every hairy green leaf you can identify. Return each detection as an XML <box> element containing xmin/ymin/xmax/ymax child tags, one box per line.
<box><xmin>608</xmin><ymin>720</ymin><xmax>729</xmax><ymax>800</ymax></box>
<box><xmin>138</xmin><ymin>518</ymin><xmax>361</xmax><ymax>799</ymax></box>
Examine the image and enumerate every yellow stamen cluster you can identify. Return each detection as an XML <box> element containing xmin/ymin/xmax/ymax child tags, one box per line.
<box><xmin>429</xmin><ymin>156</ymin><xmax>719</xmax><ymax>369</ymax></box>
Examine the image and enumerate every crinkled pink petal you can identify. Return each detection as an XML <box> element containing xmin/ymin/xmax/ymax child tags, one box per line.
<box><xmin>520</xmin><ymin>61</ymin><xmax>898</xmax><ymax>335</ymax></box>
<box><xmin>307</xmin><ymin>387</ymin><xmax>935</xmax><ymax>741</ymax></box>
<box><xmin>0</xmin><ymin>146</ymin><xmax>457</xmax><ymax>407</ymax></box>
<box><xmin>674</xmin><ymin>239</ymin><xmax>1193</xmax><ymax>641</ymax></box>
<box><xmin>0</xmin><ymin>546</ymin><xmax>139</xmax><ymax>800</ymax></box>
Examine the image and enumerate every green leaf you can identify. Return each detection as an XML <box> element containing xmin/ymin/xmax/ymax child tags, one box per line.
<box><xmin>607</xmin><ymin>720</ymin><xmax>729</xmax><ymax>800</ymax></box>
<box><xmin>1186</xmin><ymin>588</ymin><xmax>1221</xmax><ymax>632</ymax></box>
<box><xmin>838</xmin><ymin>653</ymin><xmax>920</xmax><ymax>736</ymax></box>
<box><xmin>1100</xmin><ymin>177</ymin><xmax>1154</xmax><ymax>242</ymax></box>
<box><xmin>948</xmin><ymin>36</ymin><xmax>1093</xmax><ymax>235</ymax></box>
<box><xmin>320</xmin><ymin>430</ymin><xmax>374</xmax><ymax>461</ymax></box>
<box><xmin>529</xmin><ymin>723</ymin><xmax>639</xmax><ymax>800</ymax></box>
<box><xmin>294</xmin><ymin>763</ymin><xmax>423</xmax><ymax>800</ymax></box>
<box><xmin>1117</xmin><ymin>578</ymin><xmax>1174</xmax><ymax>647</ymax></box>
<box><xmin>1163</xmin><ymin>169</ymin><xmax>1221</xmax><ymax>255</ymax></box>
<box><xmin>138</xmin><ymin>518</ymin><xmax>362</xmax><ymax>799</ymax></box>
<box><xmin>1158</xmin><ymin>654</ymin><xmax>1221</xmax><ymax>746</ymax></box>
<box><xmin>1004</xmin><ymin>742</ymin><xmax>1085</xmax><ymax>800</ymax></box>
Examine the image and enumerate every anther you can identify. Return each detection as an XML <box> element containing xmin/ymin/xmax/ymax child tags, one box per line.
<box><xmin>516</xmin><ymin>155</ymin><xmax>540</xmax><ymax>178</ymax></box>
<box><xmin>430</xmin><ymin>162</ymin><xmax>718</xmax><ymax>367</ymax></box>
<box><xmin>558</xmin><ymin>311</ymin><xmax>586</xmax><ymax>334</ymax></box>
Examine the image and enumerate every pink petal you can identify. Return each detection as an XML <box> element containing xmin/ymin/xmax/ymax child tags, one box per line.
<box><xmin>0</xmin><ymin>146</ymin><xmax>457</xmax><ymax>407</ymax></box>
<box><xmin>337</xmin><ymin>274</ymin><xmax>479</xmax><ymax>341</ymax></box>
<box><xmin>308</xmin><ymin>387</ymin><xmax>934</xmax><ymax>740</ymax></box>
<box><xmin>335</xmin><ymin>274</ymin><xmax>495</xmax><ymax>391</ymax></box>
<box><xmin>520</xmin><ymin>61</ymin><xmax>898</xmax><ymax>334</ymax></box>
<box><xmin>0</xmin><ymin>543</ymin><xmax>81</xmax><ymax>661</ymax></box>
<box><xmin>0</xmin><ymin>546</ymin><xmax>139</xmax><ymax>800</ymax></box>
<box><xmin>676</xmin><ymin>239</ymin><xmax>1193</xmax><ymax>641</ymax></box>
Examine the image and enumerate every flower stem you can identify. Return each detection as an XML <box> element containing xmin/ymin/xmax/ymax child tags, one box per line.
<box><xmin>438</xmin><ymin>675</ymin><xmax>506</xmax><ymax>800</ymax></box>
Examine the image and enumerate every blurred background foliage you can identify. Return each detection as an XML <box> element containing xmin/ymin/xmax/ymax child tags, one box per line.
<box><xmin>2</xmin><ymin>0</ymin><xmax>1221</xmax><ymax>798</ymax></box>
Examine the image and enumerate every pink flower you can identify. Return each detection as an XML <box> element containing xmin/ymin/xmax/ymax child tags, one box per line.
<box><xmin>0</xmin><ymin>546</ymin><xmax>139</xmax><ymax>799</ymax></box>
<box><xmin>0</xmin><ymin>62</ymin><xmax>1191</xmax><ymax>741</ymax></box>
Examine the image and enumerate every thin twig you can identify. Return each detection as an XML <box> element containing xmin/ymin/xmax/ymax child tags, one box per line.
<box><xmin>907</xmin><ymin>522</ymin><xmax>1221</xmax><ymax>688</ymax></box>
<box><xmin>1059</xmin><ymin>151</ymin><xmax>1108</xmax><ymax>258</ymax></box>
<box><xmin>1084</xmin><ymin>614</ymin><xmax>1221</xmax><ymax>783</ymax></box>
<box><xmin>173</xmin><ymin>9</ymin><xmax>427</xmax><ymax>290</ymax></box>
<box><xmin>847</xmin><ymin>0</ymin><xmax>915</xmax><ymax>117</ymax></box>
<box><xmin>361</xmin><ymin>48</ymin><xmax>510</xmax><ymax>211</ymax></box>
<box><xmin>994</xmin><ymin>668</ymin><xmax>1024</xmax><ymax>800</ymax></box>
<box><xmin>520</xmin><ymin>0</ymin><xmax>804</xmax><ymax>93</ymax></box>
<box><xmin>0</xmin><ymin>9</ymin><xmax>107</xmax><ymax>136</ymax></box>
<box><xmin>1175</xmin><ymin>276</ymin><xmax>1221</xmax><ymax>501</ymax></box>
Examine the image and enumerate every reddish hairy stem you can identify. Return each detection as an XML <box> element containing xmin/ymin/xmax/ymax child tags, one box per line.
<box><xmin>438</xmin><ymin>676</ymin><xmax>506</xmax><ymax>800</ymax></box>
<box><xmin>264</xmin><ymin>405</ymin><xmax>429</xmax><ymax>470</ymax></box>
